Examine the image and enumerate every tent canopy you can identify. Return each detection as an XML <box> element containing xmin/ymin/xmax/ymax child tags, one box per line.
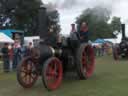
<box><xmin>0</xmin><ymin>32</ymin><xmax>14</xmax><ymax>43</ymax></box>
<box><xmin>94</xmin><ymin>38</ymin><xmax>106</xmax><ymax>43</ymax></box>
<box><xmin>0</xmin><ymin>29</ymin><xmax>24</xmax><ymax>37</ymax></box>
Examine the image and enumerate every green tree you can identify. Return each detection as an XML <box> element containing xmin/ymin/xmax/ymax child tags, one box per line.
<box><xmin>0</xmin><ymin>0</ymin><xmax>42</xmax><ymax>32</ymax></box>
<box><xmin>76</xmin><ymin>6</ymin><xmax>120</xmax><ymax>40</ymax></box>
<box><xmin>47</xmin><ymin>10</ymin><xmax>61</xmax><ymax>34</ymax></box>
<box><xmin>0</xmin><ymin>0</ymin><xmax>61</xmax><ymax>36</ymax></box>
<box><xmin>111</xmin><ymin>16</ymin><xmax>121</xmax><ymax>32</ymax></box>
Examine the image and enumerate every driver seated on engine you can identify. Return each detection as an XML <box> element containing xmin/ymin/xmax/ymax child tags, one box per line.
<box><xmin>79</xmin><ymin>22</ymin><xmax>89</xmax><ymax>42</ymax></box>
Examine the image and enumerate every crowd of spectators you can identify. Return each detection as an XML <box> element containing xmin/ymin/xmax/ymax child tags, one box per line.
<box><xmin>93</xmin><ymin>43</ymin><xmax>112</xmax><ymax>56</ymax></box>
<box><xmin>1</xmin><ymin>41</ymin><xmax>33</xmax><ymax>73</ymax></box>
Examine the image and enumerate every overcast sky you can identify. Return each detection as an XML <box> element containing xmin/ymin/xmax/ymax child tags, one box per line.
<box><xmin>42</xmin><ymin>0</ymin><xmax>128</xmax><ymax>36</ymax></box>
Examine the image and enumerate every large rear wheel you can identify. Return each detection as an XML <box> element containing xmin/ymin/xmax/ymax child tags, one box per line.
<box><xmin>17</xmin><ymin>57</ymin><xmax>38</xmax><ymax>88</ymax></box>
<box><xmin>76</xmin><ymin>44</ymin><xmax>95</xmax><ymax>79</ymax></box>
<box><xmin>42</xmin><ymin>57</ymin><xmax>63</xmax><ymax>91</ymax></box>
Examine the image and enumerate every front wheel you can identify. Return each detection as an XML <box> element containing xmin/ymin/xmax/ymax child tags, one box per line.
<box><xmin>17</xmin><ymin>57</ymin><xmax>38</xmax><ymax>88</ymax></box>
<box><xmin>42</xmin><ymin>57</ymin><xmax>63</xmax><ymax>91</ymax></box>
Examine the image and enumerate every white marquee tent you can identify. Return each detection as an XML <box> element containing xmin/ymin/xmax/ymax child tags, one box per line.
<box><xmin>0</xmin><ymin>32</ymin><xmax>14</xmax><ymax>43</ymax></box>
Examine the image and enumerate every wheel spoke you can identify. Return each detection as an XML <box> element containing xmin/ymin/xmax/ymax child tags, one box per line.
<box><xmin>31</xmin><ymin>74</ymin><xmax>36</xmax><ymax>80</ymax></box>
<box><xmin>82</xmin><ymin>50</ymin><xmax>87</xmax><ymax>68</ymax></box>
<box><xmin>24</xmin><ymin>74</ymin><xmax>28</xmax><ymax>83</ymax></box>
<box><xmin>46</xmin><ymin>65</ymin><xmax>56</xmax><ymax>80</ymax></box>
<box><xmin>21</xmin><ymin>73</ymin><xmax>27</xmax><ymax>80</ymax></box>
<box><xmin>28</xmin><ymin>75</ymin><xmax>32</xmax><ymax>84</ymax></box>
<box><xmin>20</xmin><ymin>70</ymin><xmax>27</xmax><ymax>73</ymax></box>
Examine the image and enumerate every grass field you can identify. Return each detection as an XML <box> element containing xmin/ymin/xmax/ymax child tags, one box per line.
<box><xmin>0</xmin><ymin>56</ymin><xmax>128</xmax><ymax>96</ymax></box>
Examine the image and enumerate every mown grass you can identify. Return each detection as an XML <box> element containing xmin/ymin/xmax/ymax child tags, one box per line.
<box><xmin>0</xmin><ymin>55</ymin><xmax>128</xmax><ymax>96</ymax></box>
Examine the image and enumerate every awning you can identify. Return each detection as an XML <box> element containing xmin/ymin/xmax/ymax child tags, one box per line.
<box><xmin>94</xmin><ymin>39</ymin><xmax>106</xmax><ymax>43</ymax></box>
<box><xmin>0</xmin><ymin>32</ymin><xmax>14</xmax><ymax>43</ymax></box>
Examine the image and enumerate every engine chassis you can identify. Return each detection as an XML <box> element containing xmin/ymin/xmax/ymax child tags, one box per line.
<box><xmin>17</xmin><ymin>33</ymin><xmax>95</xmax><ymax>91</ymax></box>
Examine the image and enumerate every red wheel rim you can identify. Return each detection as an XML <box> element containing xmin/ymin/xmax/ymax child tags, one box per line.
<box><xmin>44</xmin><ymin>58</ymin><xmax>63</xmax><ymax>90</ymax></box>
<box><xmin>19</xmin><ymin>59</ymin><xmax>38</xmax><ymax>88</ymax></box>
<box><xmin>82</xmin><ymin>45</ymin><xmax>95</xmax><ymax>78</ymax></box>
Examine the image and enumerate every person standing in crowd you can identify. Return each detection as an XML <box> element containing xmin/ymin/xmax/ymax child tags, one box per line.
<box><xmin>96</xmin><ymin>44</ymin><xmax>101</xmax><ymax>56</ymax></box>
<box><xmin>1</xmin><ymin>43</ymin><xmax>10</xmax><ymax>72</ymax></box>
<box><xmin>8</xmin><ymin>44</ymin><xmax>14</xmax><ymax>71</ymax></box>
<box><xmin>21</xmin><ymin>45</ymin><xmax>26</xmax><ymax>57</ymax></box>
<box><xmin>79</xmin><ymin>22</ymin><xmax>89</xmax><ymax>42</ymax></box>
<box><xmin>26</xmin><ymin>42</ymin><xmax>33</xmax><ymax>56</ymax></box>
<box><xmin>13</xmin><ymin>40</ymin><xmax>21</xmax><ymax>71</ymax></box>
<box><xmin>93</xmin><ymin>45</ymin><xmax>97</xmax><ymax>56</ymax></box>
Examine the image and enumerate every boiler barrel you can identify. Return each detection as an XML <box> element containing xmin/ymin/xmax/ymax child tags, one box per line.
<box><xmin>39</xmin><ymin>44</ymin><xmax>53</xmax><ymax>62</ymax></box>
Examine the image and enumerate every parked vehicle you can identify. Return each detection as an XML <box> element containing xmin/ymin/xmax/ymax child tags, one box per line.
<box><xmin>17</xmin><ymin>5</ymin><xmax>95</xmax><ymax>91</ymax></box>
<box><xmin>113</xmin><ymin>24</ymin><xmax>128</xmax><ymax>60</ymax></box>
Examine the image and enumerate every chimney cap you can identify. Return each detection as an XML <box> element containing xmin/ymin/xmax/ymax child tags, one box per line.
<box><xmin>71</xmin><ymin>23</ymin><xmax>75</xmax><ymax>26</ymax></box>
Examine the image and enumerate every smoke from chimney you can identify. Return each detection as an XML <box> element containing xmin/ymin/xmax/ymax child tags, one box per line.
<box><xmin>42</xmin><ymin>0</ymin><xmax>128</xmax><ymax>35</ymax></box>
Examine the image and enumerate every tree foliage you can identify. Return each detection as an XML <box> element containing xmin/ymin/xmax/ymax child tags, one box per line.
<box><xmin>111</xmin><ymin>16</ymin><xmax>121</xmax><ymax>32</ymax></box>
<box><xmin>76</xmin><ymin>6</ymin><xmax>121</xmax><ymax>40</ymax></box>
<box><xmin>0</xmin><ymin>0</ymin><xmax>60</xmax><ymax>36</ymax></box>
<box><xmin>0</xmin><ymin>0</ymin><xmax>41</xmax><ymax>32</ymax></box>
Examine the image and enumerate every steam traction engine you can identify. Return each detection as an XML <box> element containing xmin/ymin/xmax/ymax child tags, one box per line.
<box><xmin>17</xmin><ymin>6</ymin><xmax>95</xmax><ymax>91</ymax></box>
<box><xmin>113</xmin><ymin>24</ymin><xmax>128</xmax><ymax>60</ymax></box>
